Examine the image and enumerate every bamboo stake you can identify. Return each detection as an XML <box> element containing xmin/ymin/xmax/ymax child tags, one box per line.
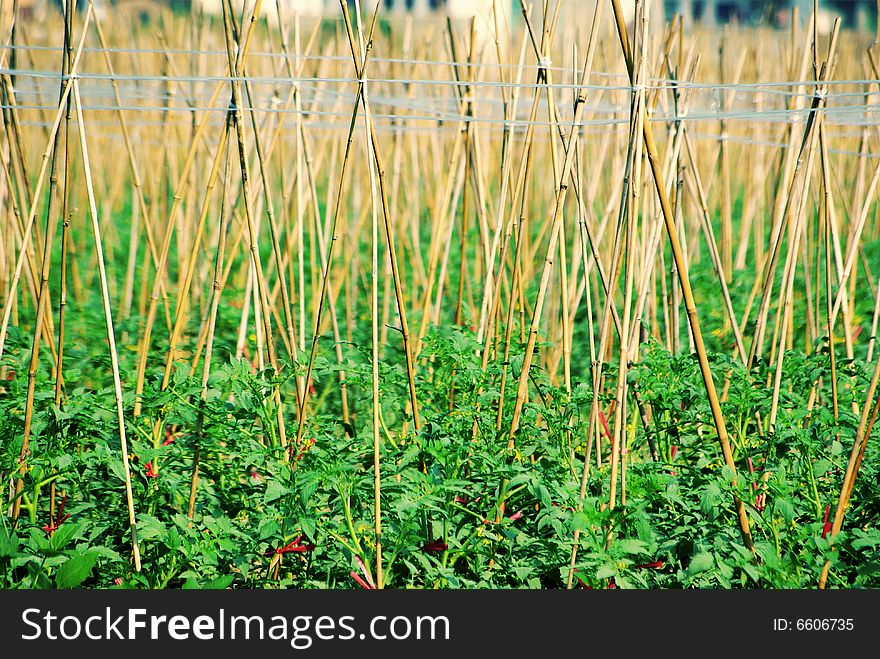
<box><xmin>340</xmin><ymin>0</ymin><xmax>421</xmax><ymax>433</ymax></box>
<box><xmin>72</xmin><ymin>75</ymin><xmax>141</xmax><ymax>571</ymax></box>
<box><xmin>508</xmin><ymin>1</ymin><xmax>605</xmax><ymax>441</ymax></box>
<box><xmin>608</xmin><ymin>0</ymin><xmax>754</xmax><ymax>550</ymax></box>
<box><xmin>190</xmin><ymin>113</ymin><xmax>235</xmax><ymax>520</ymax></box>
<box><xmin>11</xmin><ymin>0</ymin><xmax>77</xmax><ymax>523</ymax></box>
<box><xmin>294</xmin><ymin>6</ymin><xmax>378</xmax><ymax>447</ymax></box>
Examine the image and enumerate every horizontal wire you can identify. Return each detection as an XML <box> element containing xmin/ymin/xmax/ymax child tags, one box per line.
<box><xmin>6</xmin><ymin>95</ymin><xmax>876</xmax><ymax>130</ymax></box>
<box><xmin>8</xmin><ymin>72</ymin><xmax>878</xmax><ymax>126</ymax></box>
<box><xmin>4</xmin><ymin>63</ymin><xmax>879</xmax><ymax>99</ymax></box>
<box><xmin>11</xmin><ymin>76</ymin><xmax>877</xmax><ymax>126</ymax></box>
<box><xmin>3</xmin><ymin>48</ymin><xmax>876</xmax><ymax>138</ymax></box>
<box><xmin>5</xmin><ymin>43</ymin><xmax>880</xmax><ymax>93</ymax></box>
<box><xmin>3</xmin><ymin>43</ymin><xmax>626</xmax><ymax>75</ymax></box>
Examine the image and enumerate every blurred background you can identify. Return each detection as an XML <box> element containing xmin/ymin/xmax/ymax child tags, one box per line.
<box><xmin>7</xmin><ymin>0</ymin><xmax>880</xmax><ymax>36</ymax></box>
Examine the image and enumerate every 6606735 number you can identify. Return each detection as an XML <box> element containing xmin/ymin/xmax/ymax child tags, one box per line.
<box><xmin>795</xmin><ymin>619</ymin><xmax>853</xmax><ymax>631</ymax></box>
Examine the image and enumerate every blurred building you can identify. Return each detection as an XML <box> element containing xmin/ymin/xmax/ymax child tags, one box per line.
<box><xmin>188</xmin><ymin>0</ymin><xmax>510</xmax><ymax>23</ymax></box>
<box><xmin>666</xmin><ymin>0</ymin><xmax>873</xmax><ymax>29</ymax></box>
<box><xmin>10</xmin><ymin>0</ymin><xmax>879</xmax><ymax>32</ymax></box>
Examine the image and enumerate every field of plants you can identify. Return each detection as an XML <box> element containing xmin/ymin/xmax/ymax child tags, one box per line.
<box><xmin>1</xmin><ymin>0</ymin><xmax>879</xmax><ymax>590</ymax></box>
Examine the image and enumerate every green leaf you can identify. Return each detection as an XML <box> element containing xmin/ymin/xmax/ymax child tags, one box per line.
<box><xmin>88</xmin><ymin>545</ymin><xmax>123</xmax><ymax>562</ymax></box>
<box><xmin>512</xmin><ymin>566</ymin><xmax>533</xmax><ymax>581</ymax></box>
<box><xmin>49</xmin><ymin>523</ymin><xmax>83</xmax><ymax>553</ymax></box>
<box><xmin>300</xmin><ymin>517</ymin><xmax>317</xmax><ymax>542</ymax></box>
<box><xmin>856</xmin><ymin>561</ymin><xmax>880</xmax><ymax>576</ymax></box>
<box><xmin>56</xmin><ymin>551</ymin><xmax>99</xmax><ymax>588</ymax></box>
<box><xmin>0</xmin><ymin>521</ymin><xmax>19</xmax><ymax>559</ymax></box>
<box><xmin>775</xmin><ymin>498</ymin><xmax>795</xmax><ymax>524</ymax></box>
<box><xmin>596</xmin><ymin>565</ymin><xmax>616</xmax><ymax>579</ymax></box>
<box><xmin>264</xmin><ymin>480</ymin><xmax>289</xmax><ymax>504</ymax></box>
<box><xmin>570</xmin><ymin>511</ymin><xmax>593</xmax><ymax>534</ymax></box>
<box><xmin>741</xmin><ymin>561</ymin><xmax>759</xmax><ymax>583</ymax></box>
<box><xmin>531</xmin><ymin>483</ymin><xmax>552</xmax><ymax>508</ymax></box>
<box><xmin>137</xmin><ymin>515</ymin><xmax>166</xmax><ymax>541</ymax></box>
<box><xmin>700</xmin><ymin>482</ymin><xmax>722</xmax><ymax>515</ymax></box>
<box><xmin>106</xmin><ymin>458</ymin><xmax>127</xmax><ymax>483</ymax></box>
<box><xmin>687</xmin><ymin>552</ymin><xmax>714</xmax><ymax>576</ymax></box>
<box><xmin>852</xmin><ymin>532</ymin><xmax>880</xmax><ymax>550</ymax></box>
<box><xmin>721</xmin><ymin>465</ymin><xmax>736</xmax><ymax>483</ymax></box>
<box><xmin>614</xmin><ymin>574</ymin><xmax>635</xmax><ymax>589</ymax></box>
<box><xmin>202</xmin><ymin>574</ymin><xmax>235</xmax><ymax>589</ymax></box>
<box><xmin>617</xmin><ymin>539</ymin><xmax>648</xmax><ymax>555</ymax></box>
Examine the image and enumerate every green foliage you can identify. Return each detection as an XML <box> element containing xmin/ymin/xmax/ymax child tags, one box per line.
<box><xmin>1</xmin><ymin>308</ymin><xmax>878</xmax><ymax>589</ymax></box>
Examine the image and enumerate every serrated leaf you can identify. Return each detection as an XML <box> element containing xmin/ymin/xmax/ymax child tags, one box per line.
<box><xmin>106</xmin><ymin>458</ymin><xmax>127</xmax><ymax>483</ymax></box>
<box><xmin>852</xmin><ymin>533</ymin><xmax>880</xmax><ymax>550</ymax></box>
<box><xmin>56</xmin><ymin>551</ymin><xmax>98</xmax><ymax>588</ymax></box>
<box><xmin>570</xmin><ymin>511</ymin><xmax>593</xmax><ymax>534</ymax></box>
<box><xmin>742</xmin><ymin>561</ymin><xmax>759</xmax><ymax>583</ymax></box>
<box><xmin>687</xmin><ymin>552</ymin><xmax>714</xmax><ymax>575</ymax></box>
<box><xmin>0</xmin><ymin>523</ymin><xmax>19</xmax><ymax>558</ymax></box>
<box><xmin>49</xmin><ymin>523</ymin><xmax>83</xmax><ymax>553</ymax></box>
<box><xmin>137</xmin><ymin>515</ymin><xmax>165</xmax><ymax>541</ymax></box>
<box><xmin>596</xmin><ymin>565</ymin><xmax>616</xmax><ymax>579</ymax></box>
<box><xmin>263</xmin><ymin>479</ymin><xmax>288</xmax><ymax>503</ymax></box>
<box><xmin>88</xmin><ymin>545</ymin><xmax>123</xmax><ymax>562</ymax></box>
<box><xmin>775</xmin><ymin>498</ymin><xmax>795</xmax><ymax>524</ymax></box>
<box><xmin>300</xmin><ymin>517</ymin><xmax>317</xmax><ymax>542</ymax></box>
<box><xmin>617</xmin><ymin>539</ymin><xmax>648</xmax><ymax>555</ymax></box>
<box><xmin>203</xmin><ymin>574</ymin><xmax>235</xmax><ymax>589</ymax></box>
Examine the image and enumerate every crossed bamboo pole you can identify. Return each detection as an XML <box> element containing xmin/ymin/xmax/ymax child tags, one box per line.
<box><xmin>607</xmin><ymin>0</ymin><xmax>755</xmax><ymax>550</ymax></box>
